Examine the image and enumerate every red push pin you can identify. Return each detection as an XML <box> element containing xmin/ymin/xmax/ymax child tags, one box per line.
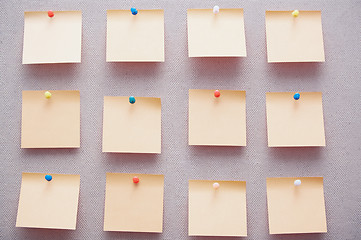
<box><xmin>214</xmin><ymin>90</ymin><xmax>221</xmax><ymax>98</ymax></box>
<box><xmin>48</xmin><ymin>10</ymin><xmax>54</xmax><ymax>18</ymax></box>
<box><xmin>133</xmin><ymin>176</ymin><xmax>140</xmax><ymax>184</ymax></box>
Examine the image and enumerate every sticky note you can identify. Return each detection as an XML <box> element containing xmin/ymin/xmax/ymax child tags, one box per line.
<box><xmin>188</xmin><ymin>180</ymin><xmax>247</xmax><ymax>236</ymax></box>
<box><xmin>266</xmin><ymin>177</ymin><xmax>327</xmax><ymax>234</ymax></box>
<box><xmin>189</xmin><ymin>89</ymin><xmax>246</xmax><ymax>146</ymax></box>
<box><xmin>265</xmin><ymin>11</ymin><xmax>325</xmax><ymax>62</ymax></box>
<box><xmin>16</xmin><ymin>172</ymin><xmax>80</xmax><ymax>230</ymax></box>
<box><xmin>21</xmin><ymin>90</ymin><xmax>80</xmax><ymax>148</ymax></box>
<box><xmin>187</xmin><ymin>9</ymin><xmax>247</xmax><ymax>57</ymax></box>
<box><xmin>102</xmin><ymin>96</ymin><xmax>161</xmax><ymax>153</ymax></box>
<box><xmin>104</xmin><ymin>173</ymin><xmax>164</xmax><ymax>232</ymax></box>
<box><xmin>23</xmin><ymin>11</ymin><xmax>82</xmax><ymax>64</ymax></box>
<box><xmin>106</xmin><ymin>10</ymin><xmax>164</xmax><ymax>62</ymax></box>
<box><xmin>266</xmin><ymin>92</ymin><xmax>325</xmax><ymax>147</ymax></box>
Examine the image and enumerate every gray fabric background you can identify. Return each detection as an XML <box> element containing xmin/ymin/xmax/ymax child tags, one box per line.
<box><xmin>1</xmin><ymin>0</ymin><xmax>360</xmax><ymax>239</ymax></box>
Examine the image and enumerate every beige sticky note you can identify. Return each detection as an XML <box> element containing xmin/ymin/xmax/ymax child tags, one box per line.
<box><xmin>189</xmin><ymin>89</ymin><xmax>246</xmax><ymax>146</ymax></box>
<box><xmin>102</xmin><ymin>96</ymin><xmax>161</xmax><ymax>153</ymax></box>
<box><xmin>23</xmin><ymin>11</ymin><xmax>82</xmax><ymax>64</ymax></box>
<box><xmin>16</xmin><ymin>172</ymin><xmax>80</xmax><ymax>230</ymax></box>
<box><xmin>106</xmin><ymin>10</ymin><xmax>164</xmax><ymax>62</ymax></box>
<box><xmin>21</xmin><ymin>90</ymin><xmax>80</xmax><ymax>148</ymax></box>
<box><xmin>187</xmin><ymin>9</ymin><xmax>247</xmax><ymax>57</ymax></box>
<box><xmin>104</xmin><ymin>173</ymin><xmax>164</xmax><ymax>232</ymax></box>
<box><xmin>188</xmin><ymin>180</ymin><xmax>247</xmax><ymax>236</ymax></box>
<box><xmin>266</xmin><ymin>92</ymin><xmax>325</xmax><ymax>147</ymax></box>
<box><xmin>265</xmin><ymin>11</ymin><xmax>325</xmax><ymax>62</ymax></box>
<box><xmin>266</xmin><ymin>177</ymin><xmax>327</xmax><ymax>234</ymax></box>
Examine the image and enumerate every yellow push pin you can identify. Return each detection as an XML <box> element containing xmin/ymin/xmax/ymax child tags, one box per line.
<box><xmin>292</xmin><ymin>10</ymin><xmax>299</xmax><ymax>17</ymax></box>
<box><xmin>44</xmin><ymin>91</ymin><xmax>52</xmax><ymax>99</ymax></box>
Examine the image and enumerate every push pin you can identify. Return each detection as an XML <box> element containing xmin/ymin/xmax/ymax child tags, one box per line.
<box><xmin>294</xmin><ymin>179</ymin><xmax>302</xmax><ymax>186</ymax></box>
<box><xmin>131</xmin><ymin>8</ymin><xmax>138</xmax><ymax>15</ymax></box>
<box><xmin>133</xmin><ymin>176</ymin><xmax>140</xmax><ymax>183</ymax></box>
<box><xmin>293</xmin><ymin>92</ymin><xmax>300</xmax><ymax>100</ymax></box>
<box><xmin>45</xmin><ymin>91</ymin><xmax>52</xmax><ymax>99</ymax></box>
<box><xmin>48</xmin><ymin>10</ymin><xmax>54</xmax><ymax>18</ymax></box>
<box><xmin>213</xmin><ymin>182</ymin><xmax>220</xmax><ymax>189</ymax></box>
<box><xmin>292</xmin><ymin>10</ymin><xmax>299</xmax><ymax>17</ymax></box>
<box><xmin>214</xmin><ymin>90</ymin><xmax>221</xmax><ymax>98</ymax></box>
<box><xmin>213</xmin><ymin>6</ymin><xmax>220</xmax><ymax>14</ymax></box>
<box><xmin>129</xmin><ymin>96</ymin><xmax>136</xmax><ymax>104</ymax></box>
<box><xmin>45</xmin><ymin>175</ymin><xmax>53</xmax><ymax>181</ymax></box>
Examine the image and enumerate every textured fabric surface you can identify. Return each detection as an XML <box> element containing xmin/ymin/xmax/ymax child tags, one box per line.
<box><xmin>1</xmin><ymin>0</ymin><xmax>360</xmax><ymax>239</ymax></box>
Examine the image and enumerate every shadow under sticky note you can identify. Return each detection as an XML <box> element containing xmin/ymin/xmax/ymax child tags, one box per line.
<box><xmin>104</xmin><ymin>173</ymin><xmax>164</xmax><ymax>233</ymax></box>
<box><xmin>187</xmin><ymin>9</ymin><xmax>247</xmax><ymax>57</ymax></box>
<box><xmin>189</xmin><ymin>89</ymin><xmax>246</xmax><ymax>146</ymax></box>
<box><xmin>188</xmin><ymin>180</ymin><xmax>247</xmax><ymax>236</ymax></box>
<box><xmin>266</xmin><ymin>92</ymin><xmax>325</xmax><ymax>147</ymax></box>
<box><xmin>266</xmin><ymin>177</ymin><xmax>327</xmax><ymax>234</ymax></box>
<box><xmin>102</xmin><ymin>96</ymin><xmax>161</xmax><ymax>153</ymax></box>
<box><xmin>106</xmin><ymin>10</ymin><xmax>165</xmax><ymax>62</ymax></box>
<box><xmin>23</xmin><ymin>11</ymin><xmax>82</xmax><ymax>64</ymax></box>
<box><xmin>16</xmin><ymin>172</ymin><xmax>80</xmax><ymax>230</ymax></box>
<box><xmin>265</xmin><ymin>11</ymin><xmax>325</xmax><ymax>63</ymax></box>
<box><xmin>21</xmin><ymin>90</ymin><xmax>80</xmax><ymax>148</ymax></box>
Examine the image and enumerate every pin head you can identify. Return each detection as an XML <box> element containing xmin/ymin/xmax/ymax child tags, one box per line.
<box><xmin>133</xmin><ymin>176</ymin><xmax>140</xmax><ymax>183</ymax></box>
<box><xmin>213</xmin><ymin>182</ymin><xmax>220</xmax><ymax>189</ymax></box>
<box><xmin>293</xmin><ymin>92</ymin><xmax>300</xmax><ymax>100</ymax></box>
<box><xmin>294</xmin><ymin>179</ymin><xmax>301</xmax><ymax>186</ymax></box>
<box><xmin>129</xmin><ymin>96</ymin><xmax>136</xmax><ymax>104</ymax></box>
<box><xmin>45</xmin><ymin>91</ymin><xmax>52</xmax><ymax>99</ymax></box>
<box><xmin>131</xmin><ymin>8</ymin><xmax>138</xmax><ymax>15</ymax></box>
<box><xmin>214</xmin><ymin>90</ymin><xmax>221</xmax><ymax>98</ymax></box>
<box><xmin>213</xmin><ymin>6</ymin><xmax>220</xmax><ymax>14</ymax></box>
<box><xmin>292</xmin><ymin>10</ymin><xmax>299</xmax><ymax>17</ymax></box>
<box><xmin>45</xmin><ymin>175</ymin><xmax>53</xmax><ymax>181</ymax></box>
<box><xmin>48</xmin><ymin>10</ymin><xmax>54</xmax><ymax>18</ymax></box>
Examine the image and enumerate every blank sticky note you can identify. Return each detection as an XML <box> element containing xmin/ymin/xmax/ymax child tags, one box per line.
<box><xmin>189</xmin><ymin>180</ymin><xmax>247</xmax><ymax>236</ymax></box>
<box><xmin>102</xmin><ymin>96</ymin><xmax>161</xmax><ymax>153</ymax></box>
<box><xmin>265</xmin><ymin>11</ymin><xmax>325</xmax><ymax>62</ymax></box>
<box><xmin>104</xmin><ymin>173</ymin><xmax>164</xmax><ymax>232</ymax></box>
<box><xmin>266</xmin><ymin>177</ymin><xmax>327</xmax><ymax>234</ymax></box>
<box><xmin>266</xmin><ymin>92</ymin><xmax>325</xmax><ymax>147</ymax></box>
<box><xmin>106</xmin><ymin>10</ymin><xmax>165</xmax><ymax>62</ymax></box>
<box><xmin>187</xmin><ymin>9</ymin><xmax>247</xmax><ymax>57</ymax></box>
<box><xmin>189</xmin><ymin>89</ymin><xmax>246</xmax><ymax>146</ymax></box>
<box><xmin>21</xmin><ymin>90</ymin><xmax>80</xmax><ymax>148</ymax></box>
<box><xmin>23</xmin><ymin>11</ymin><xmax>82</xmax><ymax>64</ymax></box>
<box><xmin>16</xmin><ymin>172</ymin><xmax>80</xmax><ymax>230</ymax></box>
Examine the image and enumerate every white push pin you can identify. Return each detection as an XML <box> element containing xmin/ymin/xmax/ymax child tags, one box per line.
<box><xmin>213</xmin><ymin>6</ymin><xmax>220</xmax><ymax>14</ymax></box>
<box><xmin>213</xmin><ymin>182</ymin><xmax>220</xmax><ymax>189</ymax></box>
<box><xmin>294</xmin><ymin>179</ymin><xmax>302</xmax><ymax>186</ymax></box>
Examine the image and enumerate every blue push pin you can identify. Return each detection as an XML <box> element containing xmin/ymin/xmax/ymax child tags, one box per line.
<box><xmin>131</xmin><ymin>8</ymin><xmax>138</xmax><ymax>15</ymax></box>
<box><xmin>45</xmin><ymin>175</ymin><xmax>52</xmax><ymax>181</ymax></box>
<box><xmin>293</xmin><ymin>92</ymin><xmax>300</xmax><ymax>100</ymax></box>
<box><xmin>129</xmin><ymin>96</ymin><xmax>136</xmax><ymax>104</ymax></box>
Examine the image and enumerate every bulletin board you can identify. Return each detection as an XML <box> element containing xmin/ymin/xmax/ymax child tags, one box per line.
<box><xmin>1</xmin><ymin>0</ymin><xmax>360</xmax><ymax>239</ymax></box>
